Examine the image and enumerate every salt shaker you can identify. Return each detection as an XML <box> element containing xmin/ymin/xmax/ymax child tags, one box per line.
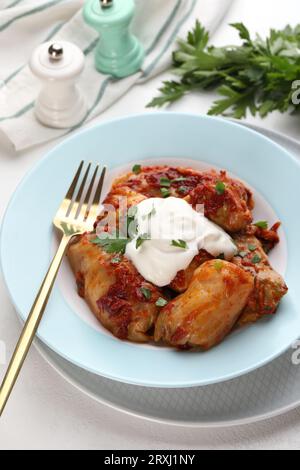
<box><xmin>83</xmin><ymin>0</ymin><xmax>144</xmax><ymax>78</ymax></box>
<box><xmin>29</xmin><ymin>41</ymin><xmax>87</xmax><ymax>129</ymax></box>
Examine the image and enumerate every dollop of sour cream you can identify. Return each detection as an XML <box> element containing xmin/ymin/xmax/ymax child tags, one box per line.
<box><xmin>125</xmin><ymin>197</ymin><xmax>237</xmax><ymax>287</ymax></box>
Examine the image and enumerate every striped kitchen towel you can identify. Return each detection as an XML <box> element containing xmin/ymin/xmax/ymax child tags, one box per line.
<box><xmin>0</xmin><ymin>0</ymin><xmax>233</xmax><ymax>151</ymax></box>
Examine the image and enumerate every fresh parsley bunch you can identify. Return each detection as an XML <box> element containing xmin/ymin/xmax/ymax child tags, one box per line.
<box><xmin>148</xmin><ymin>21</ymin><xmax>300</xmax><ymax>119</ymax></box>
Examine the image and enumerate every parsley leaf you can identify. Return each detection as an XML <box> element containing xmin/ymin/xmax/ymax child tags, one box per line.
<box><xmin>248</xmin><ymin>244</ymin><xmax>257</xmax><ymax>252</ymax></box>
<box><xmin>215</xmin><ymin>181</ymin><xmax>226</xmax><ymax>195</ymax></box>
<box><xmin>136</xmin><ymin>234</ymin><xmax>149</xmax><ymax>249</ymax></box>
<box><xmin>171</xmin><ymin>240</ymin><xmax>188</xmax><ymax>249</ymax></box>
<box><xmin>172</xmin><ymin>177</ymin><xmax>188</xmax><ymax>183</ymax></box>
<box><xmin>147</xmin><ymin>81</ymin><xmax>190</xmax><ymax>108</ymax></box>
<box><xmin>140</xmin><ymin>287</ymin><xmax>152</xmax><ymax>300</ymax></box>
<box><xmin>161</xmin><ymin>187</ymin><xmax>171</xmax><ymax>198</ymax></box>
<box><xmin>252</xmin><ymin>254</ymin><xmax>262</xmax><ymax>264</ymax></box>
<box><xmin>254</xmin><ymin>221</ymin><xmax>269</xmax><ymax>229</ymax></box>
<box><xmin>230</xmin><ymin>22</ymin><xmax>252</xmax><ymax>43</ymax></box>
<box><xmin>178</xmin><ymin>186</ymin><xmax>189</xmax><ymax>194</ymax></box>
<box><xmin>156</xmin><ymin>298</ymin><xmax>168</xmax><ymax>308</ymax></box>
<box><xmin>160</xmin><ymin>177</ymin><xmax>171</xmax><ymax>188</ymax></box>
<box><xmin>91</xmin><ymin>236</ymin><xmax>129</xmax><ymax>254</ymax></box>
<box><xmin>132</xmin><ymin>164</ymin><xmax>142</xmax><ymax>174</ymax></box>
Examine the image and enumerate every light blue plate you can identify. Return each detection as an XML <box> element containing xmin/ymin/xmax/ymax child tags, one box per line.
<box><xmin>1</xmin><ymin>113</ymin><xmax>300</xmax><ymax>388</ymax></box>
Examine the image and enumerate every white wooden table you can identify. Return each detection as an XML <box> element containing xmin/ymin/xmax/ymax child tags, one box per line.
<box><xmin>1</xmin><ymin>0</ymin><xmax>300</xmax><ymax>450</ymax></box>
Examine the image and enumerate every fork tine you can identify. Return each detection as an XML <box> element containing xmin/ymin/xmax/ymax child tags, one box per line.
<box><xmin>78</xmin><ymin>165</ymin><xmax>99</xmax><ymax>221</ymax></box>
<box><xmin>93</xmin><ymin>166</ymin><xmax>107</xmax><ymax>207</ymax></box>
<box><xmin>68</xmin><ymin>162</ymin><xmax>91</xmax><ymax>218</ymax></box>
<box><xmin>65</xmin><ymin>161</ymin><xmax>84</xmax><ymax>202</ymax></box>
<box><xmin>86</xmin><ymin>166</ymin><xmax>107</xmax><ymax>222</ymax></box>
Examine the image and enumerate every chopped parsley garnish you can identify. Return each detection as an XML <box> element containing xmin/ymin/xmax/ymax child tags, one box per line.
<box><xmin>248</xmin><ymin>244</ymin><xmax>257</xmax><ymax>252</ymax></box>
<box><xmin>91</xmin><ymin>235</ymin><xmax>129</xmax><ymax>254</ymax></box>
<box><xmin>215</xmin><ymin>181</ymin><xmax>226</xmax><ymax>195</ymax></box>
<box><xmin>171</xmin><ymin>239</ymin><xmax>187</xmax><ymax>249</ymax></box>
<box><xmin>111</xmin><ymin>256</ymin><xmax>121</xmax><ymax>264</ymax></box>
<box><xmin>172</xmin><ymin>177</ymin><xmax>187</xmax><ymax>183</ymax></box>
<box><xmin>161</xmin><ymin>187</ymin><xmax>171</xmax><ymax>198</ymax></box>
<box><xmin>160</xmin><ymin>176</ymin><xmax>188</xmax><ymax>187</ymax></box>
<box><xmin>160</xmin><ymin>177</ymin><xmax>171</xmax><ymax>187</ymax></box>
<box><xmin>160</xmin><ymin>176</ymin><xmax>189</xmax><ymax>193</ymax></box>
<box><xmin>252</xmin><ymin>254</ymin><xmax>262</xmax><ymax>264</ymax></box>
<box><xmin>140</xmin><ymin>287</ymin><xmax>152</xmax><ymax>300</ymax></box>
<box><xmin>214</xmin><ymin>260</ymin><xmax>223</xmax><ymax>272</ymax></box>
<box><xmin>254</xmin><ymin>221</ymin><xmax>268</xmax><ymax>230</ymax></box>
<box><xmin>136</xmin><ymin>234</ymin><xmax>149</xmax><ymax>249</ymax></box>
<box><xmin>132</xmin><ymin>164</ymin><xmax>142</xmax><ymax>174</ymax></box>
<box><xmin>178</xmin><ymin>186</ymin><xmax>189</xmax><ymax>194</ymax></box>
<box><xmin>156</xmin><ymin>298</ymin><xmax>168</xmax><ymax>308</ymax></box>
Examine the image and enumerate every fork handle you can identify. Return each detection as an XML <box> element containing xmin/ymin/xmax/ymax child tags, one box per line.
<box><xmin>0</xmin><ymin>235</ymin><xmax>72</xmax><ymax>417</ymax></box>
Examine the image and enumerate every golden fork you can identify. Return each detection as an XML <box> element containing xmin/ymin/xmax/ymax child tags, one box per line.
<box><xmin>0</xmin><ymin>161</ymin><xmax>106</xmax><ymax>417</ymax></box>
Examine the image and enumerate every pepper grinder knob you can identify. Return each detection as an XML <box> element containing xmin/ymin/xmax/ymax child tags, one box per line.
<box><xmin>83</xmin><ymin>0</ymin><xmax>144</xmax><ymax>78</ymax></box>
<box><xmin>29</xmin><ymin>41</ymin><xmax>87</xmax><ymax>129</ymax></box>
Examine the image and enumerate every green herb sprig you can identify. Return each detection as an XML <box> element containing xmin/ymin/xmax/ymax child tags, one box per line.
<box><xmin>215</xmin><ymin>181</ymin><xmax>226</xmax><ymax>195</ymax></box>
<box><xmin>254</xmin><ymin>220</ymin><xmax>269</xmax><ymax>230</ymax></box>
<box><xmin>140</xmin><ymin>287</ymin><xmax>152</xmax><ymax>300</ymax></box>
<box><xmin>136</xmin><ymin>233</ymin><xmax>150</xmax><ymax>249</ymax></box>
<box><xmin>148</xmin><ymin>21</ymin><xmax>300</xmax><ymax>119</ymax></box>
<box><xmin>156</xmin><ymin>298</ymin><xmax>168</xmax><ymax>308</ymax></box>
<box><xmin>159</xmin><ymin>176</ymin><xmax>188</xmax><ymax>197</ymax></box>
<box><xmin>132</xmin><ymin>164</ymin><xmax>142</xmax><ymax>174</ymax></box>
<box><xmin>171</xmin><ymin>240</ymin><xmax>188</xmax><ymax>249</ymax></box>
<box><xmin>91</xmin><ymin>235</ymin><xmax>129</xmax><ymax>254</ymax></box>
<box><xmin>252</xmin><ymin>254</ymin><xmax>262</xmax><ymax>264</ymax></box>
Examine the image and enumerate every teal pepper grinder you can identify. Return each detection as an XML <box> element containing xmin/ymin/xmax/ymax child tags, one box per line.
<box><xmin>83</xmin><ymin>0</ymin><xmax>144</xmax><ymax>78</ymax></box>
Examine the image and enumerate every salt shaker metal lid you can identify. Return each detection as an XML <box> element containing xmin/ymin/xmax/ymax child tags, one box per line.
<box><xmin>30</xmin><ymin>41</ymin><xmax>85</xmax><ymax>81</ymax></box>
<box><xmin>29</xmin><ymin>41</ymin><xmax>87</xmax><ymax>129</ymax></box>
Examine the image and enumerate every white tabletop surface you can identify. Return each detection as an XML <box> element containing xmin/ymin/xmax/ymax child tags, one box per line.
<box><xmin>1</xmin><ymin>0</ymin><xmax>300</xmax><ymax>450</ymax></box>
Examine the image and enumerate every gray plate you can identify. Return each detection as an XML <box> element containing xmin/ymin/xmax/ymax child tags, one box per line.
<box><xmin>35</xmin><ymin>122</ymin><xmax>300</xmax><ymax>428</ymax></box>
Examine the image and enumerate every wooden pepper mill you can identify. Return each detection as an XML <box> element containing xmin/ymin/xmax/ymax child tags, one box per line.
<box><xmin>83</xmin><ymin>0</ymin><xmax>144</xmax><ymax>78</ymax></box>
